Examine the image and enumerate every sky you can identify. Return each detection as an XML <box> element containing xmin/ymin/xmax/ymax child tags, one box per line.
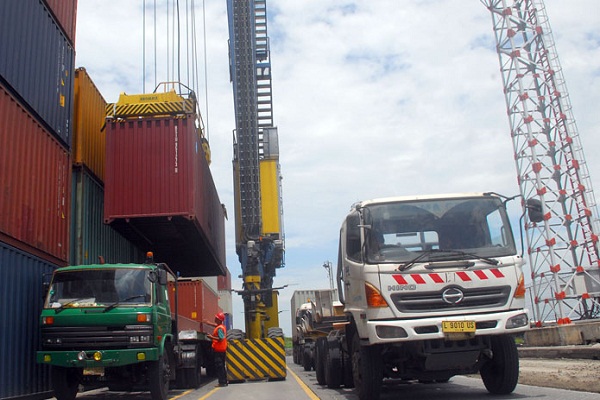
<box><xmin>75</xmin><ymin>1</ymin><xmax>600</xmax><ymax>336</ymax></box>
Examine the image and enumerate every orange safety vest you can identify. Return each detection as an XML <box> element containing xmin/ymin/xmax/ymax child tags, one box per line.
<box><xmin>212</xmin><ymin>324</ymin><xmax>227</xmax><ymax>352</ymax></box>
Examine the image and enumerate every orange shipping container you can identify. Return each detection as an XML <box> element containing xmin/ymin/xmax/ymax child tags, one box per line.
<box><xmin>0</xmin><ymin>83</ymin><xmax>71</xmax><ymax>264</ymax></box>
<box><xmin>168</xmin><ymin>279</ymin><xmax>220</xmax><ymax>334</ymax></box>
<box><xmin>73</xmin><ymin>68</ymin><xmax>107</xmax><ymax>181</ymax></box>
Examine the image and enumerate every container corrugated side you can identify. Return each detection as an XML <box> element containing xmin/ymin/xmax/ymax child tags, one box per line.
<box><xmin>0</xmin><ymin>0</ymin><xmax>75</xmax><ymax>147</ymax></box>
<box><xmin>217</xmin><ymin>267</ymin><xmax>232</xmax><ymax>291</ymax></box>
<box><xmin>0</xmin><ymin>83</ymin><xmax>71</xmax><ymax>263</ymax></box>
<box><xmin>168</xmin><ymin>279</ymin><xmax>220</xmax><ymax>333</ymax></box>
<box><xmin>73</xmin><ymin>68</ymin><xmax>107</xmax><ymax>182</ymax></box>
<box><xmin>43</xmin><ymin>0</ymin><xmax>77</xmax><ymax>45</ymax></box>
<box><xmin>0</xmin><ymin>241</ymin><xmax>57</xmax><ymax>399</ymax></box>
<box><xmin>104</xmin><ymin>117</ymin><xmax>226</xmax><ymax>277</ymax></box>
<box><xmin>71</xmin><ymin>166</ymin><xmax>142</xmax><ymax>265</ymax></box>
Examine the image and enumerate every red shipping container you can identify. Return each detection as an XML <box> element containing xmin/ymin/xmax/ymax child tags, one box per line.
<box><xmin>217</xmin><ymin>268</ymin><xmax>232</xmax><ymax>291</ymax></box>
<box><xmin>104</xmin><ymin>117</ymin><xmax>226</xmax><ymax>277</ymax></box>
<box><xmin>0</xmin><ymin>84</ymin><xmax>71</xmax><ymax>264</ymax></box>
<box><xmin>168</xmin><ymin>279</ymin><xmax>220</xmax><ymax>334</ymax></box>
<box><xmin>43</xmin><ymin>0</ymin><xmax>78</xmax><ymax>45</ymax></box>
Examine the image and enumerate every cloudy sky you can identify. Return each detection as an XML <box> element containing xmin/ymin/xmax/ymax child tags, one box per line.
<box><xmin>75</xmin><ymin>1</ymin><xmax>600</xmax><ymax>335</ymax></box>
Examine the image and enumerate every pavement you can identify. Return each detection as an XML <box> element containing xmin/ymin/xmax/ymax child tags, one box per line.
<box><xmin>518</xmin><ymin>344</ymin><xmax>600</xmax><ymax>360</ymax></box>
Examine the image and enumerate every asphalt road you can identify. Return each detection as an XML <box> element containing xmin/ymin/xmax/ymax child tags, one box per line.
<box><xmin>54</xmin><ymin>355</ymin><xmax>600</xmax><ymax>400</ymax></box>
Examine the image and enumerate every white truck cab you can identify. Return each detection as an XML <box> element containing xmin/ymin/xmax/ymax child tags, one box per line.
<box><xmin>334</xmin><ymin>192</ymin><xmax>530</xmax><ymax>399</ymax></box>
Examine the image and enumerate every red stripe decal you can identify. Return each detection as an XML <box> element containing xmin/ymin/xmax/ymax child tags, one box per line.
<box><xmin>393</xmin><ymin>275</ymin><xmax>407</xmax><ymax>285</ymax></box>
<box><xmin>429</xmin><ymin>273</ymin><xmax>444</xmax><ymax>283</ymax></box>
<box><xmin>474</xmin><ymin>270</ymin><xmax>488</xmax><ymax>280</ymax></box>
<box><xmin>491</xmin><ymin>268</ymin><xmax>505</xmax><ymax>278</ymax></box>
<box><xmin>411</xmin><ymin>274</ymin><xmax>426</xmax><ymax>284</ymax></box>
<box><xmin>456</xmin><ymin>271</ymin><xmax>471</xmax><ymax>281</ymax></box>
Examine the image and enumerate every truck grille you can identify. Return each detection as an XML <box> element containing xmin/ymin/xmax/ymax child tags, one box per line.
<box><xmin>390</xmin><ymin>285</ymin><xmax>511</xmax><ymax>313</ymax></box>
<box><xmin>41</xmin><ymin>325</ymin><xmax>154</xmax><ymax>350</ymax></box>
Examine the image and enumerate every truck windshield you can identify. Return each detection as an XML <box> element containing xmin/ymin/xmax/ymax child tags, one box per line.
<box><xmin>45</xmin><ymin>268</ymin><xmax>152</xmax><ymax>309</ymax></box>
<box><xmin>363</xmin><ymin>197</ymin><xmax>516</xmax><ymax>264</ymax></box>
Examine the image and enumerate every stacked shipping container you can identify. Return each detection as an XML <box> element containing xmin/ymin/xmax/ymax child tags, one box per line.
<box><xmin>71</xmin><ymin>68</ymin><xmax>142</xmax><ymax>266</ymax></box>
<box><xmin>0</xmin><ymin>1</ymin><xmax>77</xmax><ymax>397</ymax></box>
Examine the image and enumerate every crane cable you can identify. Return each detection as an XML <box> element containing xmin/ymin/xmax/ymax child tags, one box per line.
<box><xmin>141</xmin><ymin>0</ymin><xmax>210</xmax><ymax>141</ymax></box>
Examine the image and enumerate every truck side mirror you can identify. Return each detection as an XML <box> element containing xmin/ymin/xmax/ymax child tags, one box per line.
<box><xmin>158</xmin><ymin>269</ymin><xmax>168</xmax><ymax>285</ymax></box>
<box><xmin>526</xmin><ymin>198</ymin><xmax>544</xmax><ymax>223</ymax></box>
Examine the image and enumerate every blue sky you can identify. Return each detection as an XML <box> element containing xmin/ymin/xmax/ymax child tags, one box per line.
<box><xmin>76</xmin><ymin>1</ymin><xmax>600</xmax><ymax>335</ymax></box>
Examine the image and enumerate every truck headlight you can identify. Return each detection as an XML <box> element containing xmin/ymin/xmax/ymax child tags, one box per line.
<box><xmin>506</xmin><ymin>313</ymin><xmax>528</xmax><ymax>329</ymax></box>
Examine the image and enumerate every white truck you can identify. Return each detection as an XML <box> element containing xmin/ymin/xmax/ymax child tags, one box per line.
<box><xmin>291</xmin><ymin>289</ymin><xmax>345</xmax><ymax>373</ymax></box>
<box><xmin>320</xmin><ymin>193</ymin><xmax>532</xmax><ymax>399</ymax></box>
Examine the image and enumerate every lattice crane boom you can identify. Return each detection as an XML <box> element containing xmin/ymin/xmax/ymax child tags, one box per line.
<box><xmin>483</xmin><ymin>0</ymin><xmax>600</xmax><ymax>325</ymax></box>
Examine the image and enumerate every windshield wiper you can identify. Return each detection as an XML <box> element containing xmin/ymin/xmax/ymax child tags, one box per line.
<box><xmin>399</xmin><ymin>249</ymin><xmax>498</xmax><ymax>271</ymax></box>
<box><xmin>399</xmin><ymin>250</ymin><xmax>445</xmax><ymax>271</ymax></box>
<box><xmin>54</xmin><ymin>297</ymin><xmax>94</xmax><ymax>314</ymax></box>
<box><xmin>103</xmin><ymin>294</ymin><xmax>147</xmax><ymax>313</ymax></box>
<box><xmin>436</xmin><ymin>249</ymin><xmax>499</xmax><ymax>266</ymax></box>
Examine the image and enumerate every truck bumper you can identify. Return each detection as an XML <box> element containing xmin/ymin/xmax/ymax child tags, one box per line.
<box><xmin>362</xmin><ymin>309</ymin><xmax>529</xmax><ymax>345</ymax></box>
<box><xmin>37</xmin><ymin>347</ymin><xmax>160</xmax><ymax>368</ymax></box>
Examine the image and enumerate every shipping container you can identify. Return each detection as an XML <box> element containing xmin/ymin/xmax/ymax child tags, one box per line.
<box><xmin>44</xmin><ymin>0</ymin><xmax>77</xmax><ymax>45</ymax></box>
<box><xmin>0</xmin><ymin>0</ymin><xmax>75</xmax><ymax>147</ymax></box>
<box><xmin>0</xmin><ymin>241</ymin><xmax>57</xmax><ymax>399</ymax></box>
<box><xmin>0</xmin><ymin>84</ymin><xmax>71</xmax><ymax>264</ymax></box>
<box><xmin>167</xmin><ymin>278</ymin><xmax>220</xmax><ymax>333</ymax></box>
<box><xmin>71</xmin><ymin>166</ymin><xmax>143</xmax><ymax>266</ymax></box>
<box><xmin>217</xmin><ymin>267</ymin><xmax>232</xmax><ymax>291</ymax></box>
<box><xmin>73</xmin><ymin>68</ymin><xmax>107</xmax><ymax>182</ymax></box>
<box><xmin>104</xmin><ymin>116</ymin><xmax>226</xmax><ymax>277</ymax></box>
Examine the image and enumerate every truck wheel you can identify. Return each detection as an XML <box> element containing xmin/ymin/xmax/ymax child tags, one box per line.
<box><xmin>342</xmin><ymin>347</ymin><xmax>354</xmax><ymax>388</ymax></box>
<box><xmin>314</xmin><ymin>338</ymin><xmax>326</xmax><ymax>385</ymax></box>
<box><xmin>267</xmin><ymin>327</ymin><xmax>284</xmax><ymax>338</ymax></box>
<box><xmin>227</xmin><ymin>328</ymin><xmax>244</xmax><ymax>340</ymax></box>
<box><xmin>480</xmin><ymin>335</ymin><xmax>519</xmax><ymax>394</ymax></box>
<box><xmin>51</xmin><ymin>367</ymin><xmax>79</xmax><ymax>400</ymax></box>
<box><xmin>303</xmin><ymin>344</ymin><xmax>313</xmax><ymax>371</ymax></box>
<box><xmin>351</xmin><ymin>334</ymin><xmax>382</xmax><ymax>400</ymax></box>
<box><xmin>325</xmin><ymin>341</ymin><xmax>342</xmax><ymax>388</ymax></box>
<box><xmin>149</xmin><ymin>352</ymin><xmax>170</xmax><ymax>400</ymax></box>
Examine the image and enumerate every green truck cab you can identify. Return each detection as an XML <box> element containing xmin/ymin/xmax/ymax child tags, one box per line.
<box><xmin>37</xmin><ymin>255</ymin><xmax>212</xmax><ymax>400</ymax></box>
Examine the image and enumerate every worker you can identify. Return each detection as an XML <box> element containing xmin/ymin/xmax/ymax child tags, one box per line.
<box><xmin>206</xmin><ymin>312</ymin><xmax>228</xmax><ymax>387</ymax></box>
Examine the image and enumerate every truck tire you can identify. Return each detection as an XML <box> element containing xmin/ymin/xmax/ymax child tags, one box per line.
<box><xmin>351</xmin><ymin>334</ymin><xmax>382</xmax><ymax>400</ymax></box>
<box><xmin>480</xmin><ymin>335</ymin><xmax>519</xmax><ymax>395</ymax></box>
<box><xmin>342</xmin><ymin>347</ymin><xmax>354</xmax><ymax>388</ymax></box>
<box><xmin>51</xmin><ymin>367</ymin><xmax>79</xmax><ymax>400</ymax></box>
<box><xmin>149</xmin><ymin>351</ymin><xmax>170</xmax><ymax>400</ymax></box>
<box><xmin>325</xmin><ymin>341</ymin><xmax>342</xmax><ymax>388</ymax></box>
<box><xmin>303</xmin><ymin>344</ymin><xmax>313</xmax><ymax>371</ymax></box>
<box><xmin>227</xmin><ymin>328</ymin><xmax>244</xmax><ymax>340</ymax></box>
<box><xmin>314</xmin><ymin>337</ymin><xmax>326</xmax><ymax>385</ymax></box>
<box><xmin>267</xmin><ymin>327</ymin><xmax>284</xmax><ymax>338</ymax></box>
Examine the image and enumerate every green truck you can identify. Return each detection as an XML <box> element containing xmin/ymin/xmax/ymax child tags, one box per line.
<box><xmin>37</xmin><ymin>253</ymin><xmax>214</xmax><ymax>400</ymax></box>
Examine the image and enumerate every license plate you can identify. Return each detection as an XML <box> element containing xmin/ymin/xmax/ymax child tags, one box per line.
<box><xmin>442</xmin><ymin>320</ymin><xmax>476</xmax><ymax>333</ymax></box>
<box><xmin>83</xmin><ymin>367</ymin><xmax>105</xmax><ymax>376</ymax></box>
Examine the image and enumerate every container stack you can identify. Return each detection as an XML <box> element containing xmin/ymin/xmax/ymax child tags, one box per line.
<box><xmin>0</xmin><ymin>0</ymin><xmax>76</xmax><ymax>398</ymax></box>
<box><xmin>71</xmin><ymin>68</ymin><xmax>143</xmax><ymax>266</ymax></box>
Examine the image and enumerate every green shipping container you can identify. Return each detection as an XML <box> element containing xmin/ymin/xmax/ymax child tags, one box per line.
<box><xmin>71</xmin><ymin>166</ymin><xmax>143</xmax><ymax>265</ymax></box>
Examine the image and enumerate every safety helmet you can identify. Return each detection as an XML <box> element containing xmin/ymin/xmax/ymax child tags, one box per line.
<box><xmin>215</xmin><ymin>312</ymin><xmax>225</xmax><ymax>322</ymax></box>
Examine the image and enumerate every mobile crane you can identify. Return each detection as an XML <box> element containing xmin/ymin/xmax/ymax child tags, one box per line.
<box><xmin>225</xmin><ymin>0</ymin><xmax>286</xmax><ymax>381</ymax></box>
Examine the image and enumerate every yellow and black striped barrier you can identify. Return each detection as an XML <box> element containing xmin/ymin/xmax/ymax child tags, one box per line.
<box><xmin>226</xmin><ymin>337</ymin><xmax>286</xmax><ymax>382</ymax></box>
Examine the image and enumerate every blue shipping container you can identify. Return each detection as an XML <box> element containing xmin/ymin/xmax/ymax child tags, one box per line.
<box><xmin>0</xmin><ymin>0</ymin><xmax>75</xmax><ymax>148</ymax></box>
<box><xmin>0</xmin><ymin>241</ymin><xmax>57</xmax><ymax>399</ymax></box>
<box><xmin>71</xmin><ymin>166</ymin><xmax>144</xmax><ymax>265</ymax></box>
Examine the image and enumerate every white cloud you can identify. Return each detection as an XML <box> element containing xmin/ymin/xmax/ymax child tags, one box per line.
<box><xmin>76</xmin><ymin>0</ymin><xmax>600</xmax><ymax>336</ymax></box>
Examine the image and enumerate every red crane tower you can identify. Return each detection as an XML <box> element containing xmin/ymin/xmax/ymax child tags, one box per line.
<box><xmin>482</xmin><ymin>0</ymin><xmax>600</xmax><ymax>326</ymax></box>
